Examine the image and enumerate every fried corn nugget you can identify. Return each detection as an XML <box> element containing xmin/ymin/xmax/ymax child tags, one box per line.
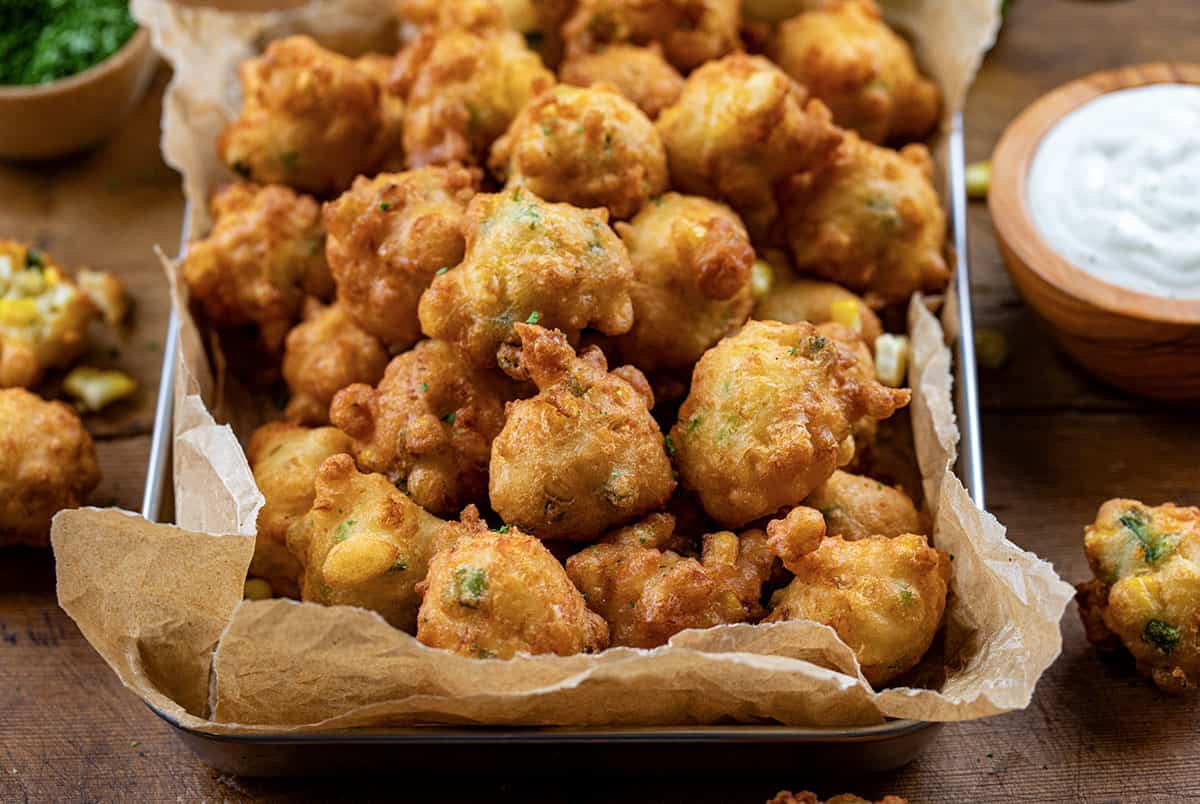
<box><xmin>610</xmin><ymin>193</ymin><xmax>755</xmax><ymax>373</ymax></box>
<box><xmin>286</xmin><ymin>454</ymin><xmax>448</xmax><ymax>631</ymax></box>
<box><xmin>566</xmin><ymin>513</ymin><xmax>775</xmax><ymax>648</ymax></box>
<box><xmin>767</xmin><ymin>532</ymin><xmax>950</xmax><ymax>686</ymax></box>
<box><xmin>217</xmin><ymin>36</ymin><xmax>399</xmax><ymax>196</ymax></box>
<box><xmin>562</xmin><ymin>0</ymin><xmax>740</xmax><ymax>73</ymax></box>
<box><xmin>397</xmin><ymin>0</ymin><xmax>572</xmax><ymax>65</ymax></box>
<box><xmin>331</xmin><ymin>340</ymin><xmax>518</xmax><ymax>516</ymax></box>
<box><xmin>0</xmin><ymin>242</ymin><xmax>99</xmax><ymax>389</ymax></box>
<box><xmin>489</xmin><ymin>83</ymin><xmax>669</xmax><ymax>220</ymax></box>
<box><xmin>324</xmin><ymin>165</ymin><xmax>481</xmax><ymax>349</ymax></box>
<box><xmin>805</xmin><ymin>470</ymin><xmax>924</xmax><ymax>541</ymax></box>
<box><xmin>416</xmin><ymin>506</ymin><xmax>610</xmax><ymax>658</ymax></box>
<box><xmin>181</xmin><ymin>183</ymin><xmax>331</xmax><ymax>354</ymax></box>
<box><xmin>247</xmin><ymin>422</ymin><xmax>353</xmax><ymax>597</ymax></box>
<box><xmin>656</xmin><ymin>54</ymin><xmax>843</xmax><ymax>241</ymax></box>
<box><xmin>754</xmin><ymin>276</ymin><xmax>883</xmax><ymax>347</ymax></box>
<box><xmin>671</xmin><ymin>320</ymin><xmax>910</xmax><ymax>527</ymax></box>
<box><xmin>770</xmin><ymin>0</ymin><xmax>940</xmax><ymax>144</ymax></box>
<box><xmin>559</xmin><ymin>44</ymin><xmax>683</xmax><ymax>120</ymax></box>
<box><xmin>0</xmin><ymin>388</ymin><xmax>100</xmax><ymax>547</ymax></box>
<box><xmin>393</xmin><ymin>1</ymin><xmax>556</xmax><ymax>168</ymax></box>
<box><xmin>353</xmin><ymin>52</ymin><xmax>408</xmax><ymax>172</ymax></box>
<box><xmin>782</xmin><ymin>132</ymin><xmax>948</xmax><ymax>306</ymax></box>
<box><xmin>418</xmin><ymin>188</ymin><xmax>635</xmax><ymax>368</ymax></box>
<box><xmin>769</xmin><ymin>792</ymin><xmax>908</xmax><ymax>804</ymax></box>
<box><xmin>281</xmin><ymin>300</ymin><xmax>388</xmax><ymax>425</ymax></box>
<box><xmin>1077</xmin><ymin>499</ymin><xmax>1200</xmax><ymax>693</ymax></box>
<box><xmin>489</xmin><ymin>324</ymin><xmax>675</xmax><ymax>541</ymax></box>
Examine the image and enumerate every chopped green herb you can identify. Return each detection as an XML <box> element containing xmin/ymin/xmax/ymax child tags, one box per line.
<box><xmin>525</xmin><ymin>310</ymin><xmax>540</xmax><ymax>325</ymax></box>
<box><xmin>523</xmin><ymin>30</ymin><xmax>545</xmax><ymax>50</ymax></box>
<box><xmin>495</xmin><ymin>524</ymin><xmax>510</xmax><ymax>534</ymax></box>
<box><xmin>334</xmin><ymin>518</ymin><xmax>356</xmax><ymax>543</ymax></box>
<box><xmin>0</xmin><ymin>0</ymin><xmax>138</xmax><ymax>86</ymax></box>
<box><xmin>454</xmin><ymin>566</ymin><xmax>488</xmax><ymax>608</ymax></box>
<box><xmin>628</xmin><ymin>601</ymin><xmax>635</xmax><ymax>609</ymax></box>
<box><xmin>687</xmin><ymin>416</ymin><xmax>702</xmax><ymax>433</ymax></box>
<box><xmin>420</xmin><ymin>383</ymin><xmax>429</xmax><ymax>393</ymax></box>
<box><xmin>478</xmin><ymin>647</ymin><xmax>497</xmax><ymax>659</ymax></box>
<box><xmin>664</xmin><ymin>434</ymin><xmax>676</xmax><ymax>457</ymax></box>
<box><xmin>788</xmin><ymin>346</ymin><xmax>799</xmax><ymax>356</ymax></box>
<box><xmin>130</xmin><ymin>740</ymin><xmax>140</xmax><ymax>748</ymax></box>
<box><xmin>25</xmin><ymin>249</ymin><xmax>43</xmax><ymax>269</ymax></box>
<box><xmin>379</xmin><ymin>201</ymin><xmax>394</xmax><ymax>212</ymax></box>
<box><xmin>898</xmin><ymin>586</ymin><xmax>915</xmax><ymax>604</ymax></box>
<box><xmin>442</xmin><ymin>411</ymin><xmax>456</xmax><ymax>425</ymax></box>
<box><xmin>435</xmin><ymin>266</ymin><xmax>449</xmax><ymax>276</ymax></box>
<box><xmin>389</xmin><ymin>558</ymin><xmax>408</xmax><ymax>573</ymax></box>
<box><xmin>1120</xmin><ymin>508</ymin><xmax>1173</xmax><ymax>565</ymax></box>
<box><xmin>1142</xmin><ymin>618</ymin><xmax>1181</xmax><ymax>654</ymax></box>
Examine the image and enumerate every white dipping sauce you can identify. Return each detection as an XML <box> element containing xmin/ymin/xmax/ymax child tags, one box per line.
<box><xmin>1027</xmin><ymin>84</ymin><xmax>1200</xmax><ymax>300</ymax></box>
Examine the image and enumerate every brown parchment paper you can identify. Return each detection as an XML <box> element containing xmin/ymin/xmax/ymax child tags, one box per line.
<box><xmin>53</xmin><ymin>0</ymin><xmax>1077</xmax><ymax>731</ymax></box>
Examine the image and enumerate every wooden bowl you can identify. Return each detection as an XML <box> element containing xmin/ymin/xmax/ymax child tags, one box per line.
<box><xmin>0</xmin><ymin>28</ymin><xmax>158</xmax><ymax>161</ymax></box>
<box><xmin>989</xmin><ymin>62</ymin><xmax>1200</xmax><ymax>403</ymax></box>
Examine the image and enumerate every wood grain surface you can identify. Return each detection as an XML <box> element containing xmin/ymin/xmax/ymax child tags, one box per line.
<box><xmin>2</xmin><ymin>3</ymin><xmax>1199</xmax><ymax>802</ymax></box>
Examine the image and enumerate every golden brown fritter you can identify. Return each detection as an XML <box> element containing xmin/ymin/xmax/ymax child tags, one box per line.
<box><xmin>217</xmin><ymin>36</ymin><xmax>400</xmax><ymax>197</ymax></box>
<box><xmin>353</xmin><ymin>52</ymin><xmax>408</xmax><ymax>172</ymax></box>
<box><xmin>656</xmin><ymin>53</ymin><xmax>843</xmax><ymax>241</ymax></box>
<box><xmin>770</xmin><ymin>0</ymin><xmax>940</xmax><ymax>144</ymax></box>
<box><xmin>331</xmin><ymin>339</ymin><xmax>519</xmax><ymax>516</ymax></box>
<box><xmin>769</xmin><ymin>792</ymin><xmax>908</xmax><ymax>804</ymax></box>
<box><xmin>392</xmin><ymin>1</ymin><xmax>556</xmax><ymax>168</ymax></box>
<box><xmin>562</xmin><ymin>0</ymin><xmax>741</xmax><ymax>73</ymax></box>
<box><xmin>559</xmin><ymin>44</ymin><xmax>684</xmax><ymax>120</ymax></box>
<box><xmin>489</xmin><ymin>324</ymin><xmax>675</xmax><ymax>541</ymax></box>
<box><xmin>417</xmin><ymin>188</ymin><xmax>635</xmax><ymax>368</ymax></box>
<box><xmin>806</xmin><ymin>470</ymin><xmax>925</xmax><ymax>541</ymax></box>
<box><xmin>781</xmin><ymin>132</ymin><xmax>948</xmax><ymax>306</ymax></box>
<box><xmin>609</xmin><ymin>193</ymin><xmax>755</xmax><ymax>373</ymax></box>
<box><xmin>0</xmin><ymin>241</ymin><xmax>100</xmax><ymax>389</ymax></box>
<box><xmin>671</xmin><ymin>320</ymin><xmax>910</xmax><ymax>527</ymax></box>
<box><xmin>281</xmin><ymin>300</ymin><xmax>388</xmax><ymax>425</ymax></box>
<box><xmin>0</xmin><ymin>388</ymin><xmax>100</xmax><ymax>547</ymax></box>
<box><xmin>286</xmin><ymin>454</ymin><xmax>448</xmax><ymax>632</ymax></box>
<box><xmin>489</xmin><ymin>83</ymin><xmax>669</xmax><ymax>220</ymax></box>
<box><xmin>181</xmin><ymin>182</ymin><xmax>331</xmax><ymax>354</ymax></box>
<box><xmin>323</xmin><ymin>165</ymin><xmax>481</xmax><ymax>349</ymax></box>
<box><xmin>416</xmin><ymin>505</ymin><xmax>610</xmax><ymax>658</ymax></box>
<box><xmin>396</xmin><ymin>0</ymin><xmax>573</xmax><ymax>66</ymax></box>
<box><xmin>1077</xmin><ymin>499</ymin><xmax>1200</xmax><ymax>693</ymax></box>
<box><xmin>767</xmin><ymin>532</ymin><xmax>950</xmax><ymax>686</ymax></box>
<box><xmin>754</xmin><ymin>275</ymin><xmax>884</xmax><ymax>347</ymax></box>
<box><xmin>246</xmin><ymin>422</ymin><xmax>353</xmax><ymax>597</ymax></box>
<box><xmin>566</xmin><ymin>513</ymin><xmax>775</xmax><ymax>648</ymax></box>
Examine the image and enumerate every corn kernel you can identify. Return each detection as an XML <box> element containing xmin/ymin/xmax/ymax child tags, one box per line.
<box><xmin>829</xmin><ymin>298</ymin><xmax>863</xmax><ymax>333</ymax></box>
<box><xmin>62</xmin><ymin>366</ymin><xmax>138</xmax><ymax>412</ymax></box>
<box><xmin>966</xmin><ymin>161</ymin><xmax>991</xmax><ymax>200</ymax></box>
<box><xmin>751</xmin><ymin>258</ymin><xmax>774</xmax><ymax>298</ymax></box>
<box><xmin>0</xmin><ymin>297</ymin><xmax>39</xmax><ymax>326</ymax></box>
<box><xmin>874</xmin><ymin>334</ymin><xmax>910</xmax><ymax>387</ymax></box>
<box><xmin>244</xmin><ymin>578</ymin><xmax>274</xmax><ymax>600</ymax></box>
<box><xmin>43</xmin><ymin>267</ymin><xmax>60</xmax><ymax>286</ymax></box>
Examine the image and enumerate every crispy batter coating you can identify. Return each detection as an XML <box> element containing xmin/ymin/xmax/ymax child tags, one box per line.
<box><xmin>656</xmin><ymin>54</ymin><xmax>843</xmax><ymax>241</ymax></box>
<box><xmin>324</xmin><ymin>165</ymin><xmax>481</xmax><ymax>349</ymax></box>
<box><xmin>769</xmin><ymin>792</ymin><xmax>908</xmax><ymax>804</ymax></box>
<box><xmin>417</xmin><ymin>188</ymin><xmax>635</xmax><ymax>368</ymax></box>
<box><xmin>353</xmin><ymin>52</ymin><xmax>409</xmax><ymax>172</ymax></box>
<box><xmin>331</xmin><ymin>340</ymin><xmax>519</xmax><ymax>516</ymax></box>
<box><xmin>781</xmin><ymin>132</ymin><xmax>948</xmax><ymax>306</ymax></box>
<box><xmin>182</xmin><ymin>183</ymin><xmax>331</xmax><ymax>354</ymax></box>
<box><xmin>217</xmin><ymin>36</ymin><xmax>400</xmax><ymax>196</ymax></box>
<box><xmin>609</xmin><ymin>193</ymin><xmax>755</xmax><ymax>372</ymax></box>
<box><xmin>770</xmin><ymin>0</ymin><xmax>940</xmax><ymax>144</ymax></box>
<box><xmin>754</xmin><ymin>275</ymin><xmax>883</xmax><ymax>347</ymax></box>
<box><xmin>392</xmin><ymin>1</ymin><xmax>556</xmax><ymax>168</ymax></box>
<box><xmin>489</xmin><ymin>83</ymin><xmax>669</xmax><ymax>220</ymax></box>
<box><xmin>566</xmin><ymin>513</ymin><xmax>775</xmax><ymax>647</ymax></box>
<box><xmin>767</xmin><ymin>532</ymin><xmax>950</xmax><ymax>686</ymax></box>
<box><xmin>416</xmin><ymin>506</ymin><xmax>610</xmax><ymax>658</ymax></box>
<box><xmin>671</xmin><ymin>320</ymin><xmax>910</xmax><ymax>526</ymax></box>
<box><xmin>489</xmin><ymin>324</ymin><xmax>675</xmax><ymax>540</ymax></box>
<box><xmin>562</xmin><ymin>0</ymin><xmax>741</xmax><ymax>72</ymax></box>
<box><xmin>281</xmin><ymin>300</ymin><xmax>388</xmax><ymax>425</ymax></box>
<box><xmin>397</xmin><ymin>0</ymin><xmax>573</xmax><ymax>65</ymax></box>
<box><xmin>1077</xmin><ymin>498</ymin><xmax>1200</xmax><ymax>693</ymax></box>
<box><xmin>806</xmin><ymin>469</ymin><xmax>925</xmax><ymax>541</ymax></box>
<box><xmin>559</xmin><ymin>44</ymin><xmax>684</xmax><ymax>120</ymax></box>
<box><xmin>0</xmin><ymin>388</ymin><xmax>100</xmax><ymax>547</ymax></box>
<box><xmin>246</xmin><ymin>422</ymin><xmax>353</xmax><ymax>597</ymax></box>
<box><xmin>0</xmin><ymin>241</ymin><xmax>99</xmax><ymax>389</ymax></box>
<box><xmin>286</xmin><ymin>454</ymin><xmax>448</xmax><ymax>631</ymax></box>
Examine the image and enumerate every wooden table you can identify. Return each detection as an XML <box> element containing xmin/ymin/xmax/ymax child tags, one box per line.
<box><xmin>2</xmin><ymin>2</ymin><xmax>1198</xmax><ymax>801</ymax></box>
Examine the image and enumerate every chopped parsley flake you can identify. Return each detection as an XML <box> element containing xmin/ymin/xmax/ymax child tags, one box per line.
<box><xmin>664</xmin><ymin>434</ymin><xmax>676</xmax><ymax>457</ymax></box>
<box><xmin>435</xmin><ymin>266</ymin><xmax>449</xmax><ymax>276</ymax></box>
<box><xmin>442</xmin><ymin>411</ymin><xmax>456</xmax><ymax>425</ymax></box>
<box><xmin>389</xmin><ymin>558</ymin><xmax>408</xmax><ymax>573</ymax></box>
<box><xmin>379</xmin><ymin>201</ymin><xmax>393</xmax><ymax>212</ymax></box>
<box><xmin>420</xmin><ymin>383</ymin><xmax>429</xmax><ymax>393</ymax></box>
<box><xmin>898</xmin><ymin>586</ymin><xmax>915</xmax><ymax>604</ymax></box>
<box><xmin>25</xmin><ymin>249</ymin><xmax>43</xmax><ymax>269</ymax></box>
<box><xmin>686</xmin><ymin>416</ymin><xmax>702</xmax><ymax>433</ymax></box>
<box><xmin>1120</xmin><ymin>508</ymin><xmax>1173</xmax><ymax>564</ymax></box>
<box><xmin>1142</xmin><ymin>619</ymin><xmax>1181</xmax><ymax>654</ymax></box>
<box><xmin>454</xmin><ymin>567</ymin><xmax>488</xmax><ymax>608</ymax></box>
<box><xmin>525</xmin><ymin>311</ymin><xmax>540</xmax><ymax>325</ymax></box>
<box><xmin>333</xmin><ymin>518</ymin><xmax>356</xmax><ymax>543</ymax></box>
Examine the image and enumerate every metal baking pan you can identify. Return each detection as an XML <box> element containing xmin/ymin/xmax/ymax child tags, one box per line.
<box><xmin>139</xmin><ymin>114</ymin><xmax>983</xmax><ymax>778</ymax></box>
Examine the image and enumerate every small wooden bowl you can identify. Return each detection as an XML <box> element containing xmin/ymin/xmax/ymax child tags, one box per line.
<box><xmin>990</xmin><ymin>62</ymin><xmax>1200</xmax><ymax>403</ymax></box>
<box><xmin>0</xmin><ymin>28</ymin><xmax>158</xmax><ymax>161</ymax></box>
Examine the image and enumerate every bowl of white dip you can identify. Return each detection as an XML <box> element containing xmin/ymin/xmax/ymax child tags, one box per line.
<box><xmin>990</xmin><ymin>62</ymin><xmax>1200</xmax><ymax>403</ymax></box>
